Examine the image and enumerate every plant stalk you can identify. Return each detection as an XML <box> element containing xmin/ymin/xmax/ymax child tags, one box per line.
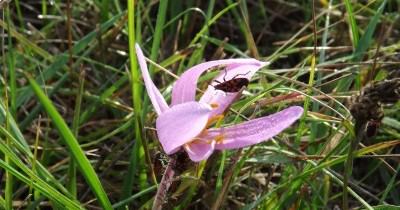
<box><xmin>152</xmin><ymin>156</ymin><xmax>176</xmax><ymax>210</ymax></box>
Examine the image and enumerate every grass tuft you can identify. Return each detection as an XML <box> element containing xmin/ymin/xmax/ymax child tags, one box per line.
<box><xmin>0</xmin><ymin>1</ymin><xmax>399</xmax><ymax>209</ymax></box>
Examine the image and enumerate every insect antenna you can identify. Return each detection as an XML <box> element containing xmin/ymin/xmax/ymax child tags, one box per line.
<box><xmin>221</xmin><ymin>69</ymin><xmax>250</xmax><ymax>82</ymax></box>
<box><xmin>231</xmin><ymin>71</ymin><xmax>251</xmax><ymax>80</ymax></box>
<box><xmin>222</xmin><ymin>68</ymin><xmax>228</xmax><ymax>82</ymax></box>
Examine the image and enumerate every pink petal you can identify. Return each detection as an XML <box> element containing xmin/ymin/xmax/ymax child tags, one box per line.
<box><xmin>183</xmin><ymin>139</ymin><xmax>215</xmax><ymax>162</ymax></box>
<box><xmin>204</xmin><ymin>106</ymin><xmax>304</xmax><ymax>150</ymax></box>
<box><xmin>199</xmin><ymin>86</ymin><xmax>239</xmax><ymax>117</ymax></box>
<box><xmin>171</xmin><ymin>59</ymin><xmax>268</xmax><ymax>106</ymax></box>
<box><xmin>156</xmin><ymin>101</ymin><xmax>212</xmax><ymax>154</ymax></box>
<box><xmin>135</xmin><ymin>44</ymin><xmax>169</xmax><ymax>115</ymax></box>
<box><xmin>199</xmin><ymin>63</ymin><xmax>267</xmax><ymax>116</ymax></box>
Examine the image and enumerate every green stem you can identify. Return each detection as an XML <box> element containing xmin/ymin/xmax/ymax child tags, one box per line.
<box><xmin>121</xmin><ymin>0</ymin><xmax>148</xmax><ymax>203</ymax></box>
<box><xmin>14</xmin><ymin>0</ymin><xmax>24</xmax><ymax>28</ymax></box>
<box><xmin>343</xmin><ymin>122</ymin><xmax>365</xmax><ymax>210</ymax></box>
<box><xmin>67</xmin><ymin>71</ymin><xmax>85</xmax><ymax>197</ymax></box>
<box><xmin>149</xmin><ymin>0</ymin><xmax>168</xmax><ymax>73</ymax></box>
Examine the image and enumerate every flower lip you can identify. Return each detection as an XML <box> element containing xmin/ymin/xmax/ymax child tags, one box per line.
<box><xmin>183</xmin><ymin>139</ymin><xmax>215</xmax><ymax>162</ymax></box>
<box><xmin>171</xmin><ymin>59</ymin><xmax>269</xmax><ymax>106</ymax></box>
<box><xmin>198</xmin><ymin>63</ymin><xmax>268</xmax><ymax>117</ymax></box>
<box><xmin>199</xmin><ymin>86</ymin><xmax>239</xmax><ymax>117</ymax></box>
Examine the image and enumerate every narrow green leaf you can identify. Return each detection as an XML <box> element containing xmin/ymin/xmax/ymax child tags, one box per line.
<box><xmin>25</xmin><ymin>73</ymin><xmax>113</xmax><ymax>210</ymax></box>
<box><xmin>16</xmin><ymin>13</ymin><xmax>125</xmax><ymax>108</ymax></box>
<box><xmin>0</xmin><ymin>158</ymin><xmax>83</xmax><ymax>209</ymax></box>
<box><xmin>336</xmin><ymin>0</ymin><xmax>387</xmax><ymax>91</ymax></box>
<box><xmin>0</xmin><ymin>134</ymin><xmax>82</xmax><ymax>209</ymax></box>
<box><xmin>344</xmin><ymin>0</ymin><xmax>359</xmax><ymax>48</ymax></box>
<box><xmin>121</xmin><ymin>0</ymin><xmax>147</xmax><ymax>203</ymax></box>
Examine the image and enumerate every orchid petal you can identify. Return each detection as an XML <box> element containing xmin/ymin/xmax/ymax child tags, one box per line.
<box><xmin>199</xmin><ymin>86</ymin><xmax>239</xmax><ymax>117</ymax></box>
<box><xmin>171</xmin><ymin>59</ymin><xmax>268</xmax><ymax>106</ymax></box>
<box><xmin>199</xmin><ymin>63</ymin><xmax>268</xmax><ymax>116</ymax></box>
<box><xmin>184</xmin><ymin>139</ymin><xmax>215</xmax><ymax>162</ymax></box>
<box><xmin>156</xmin><ymin>101</ymin><xmax>212</xmax><ymax>154</ymax></box>
<box><xmin>203</xmin><ymin>106</ymin><xmax>304</xmax><ymax>150</ymax></box>
<box><xmin>135</xmin><ymin>44</ymin><xmax>169</xmax><ymax>115</ymax></box>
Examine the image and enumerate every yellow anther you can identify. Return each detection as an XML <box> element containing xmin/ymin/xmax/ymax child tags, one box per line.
<box><xmin>215</xmin><ymin>134</ymin><xmax>225</xmax><ymax>143</ymax></box>
<box><xmin>210</xmin><ymin>103</ymin><xmax>219</xmax><ymax>109</ymax></box>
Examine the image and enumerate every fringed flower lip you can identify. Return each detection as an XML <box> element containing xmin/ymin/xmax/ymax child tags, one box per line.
<box><xmin>136</xmin><ymin>43</ymin><xmax>304</xmax><ymax>162</ymax></box>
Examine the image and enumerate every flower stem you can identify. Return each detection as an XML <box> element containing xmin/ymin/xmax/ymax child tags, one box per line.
<box><xmin>152</xmin><ymin>155</ymin><xmax>176</xmax><ymax>210</ymax></box>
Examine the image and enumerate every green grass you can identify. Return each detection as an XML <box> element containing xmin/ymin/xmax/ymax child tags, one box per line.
<box><xmin>0</xmin><ymin>1</ymin><xmax>399</xmax><ymax>209</ymax></box>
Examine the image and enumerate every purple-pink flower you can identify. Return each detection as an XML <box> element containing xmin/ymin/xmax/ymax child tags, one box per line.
<box><xmin>136</xmin><ymin>44</ymin><xmax>303</xmax><ymax>162</ymax></box>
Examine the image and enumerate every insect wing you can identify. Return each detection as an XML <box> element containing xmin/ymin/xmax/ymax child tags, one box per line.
<box><xmin>214</xmin><ymin>78</ymin><xmax>249</xmax><ymax>93</ymax></box>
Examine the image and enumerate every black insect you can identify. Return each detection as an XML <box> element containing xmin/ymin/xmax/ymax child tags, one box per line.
<box><xmin>213</xmin><ymin>70</ymin><xmax>250</xmax><ymax>93</ymax></box>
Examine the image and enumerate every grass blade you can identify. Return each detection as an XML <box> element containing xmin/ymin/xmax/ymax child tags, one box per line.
<box><xmin>344</xmin><ymin>0</ymin><xmax>359</xmax><ymax>48</ymax></box>
<box><xmin>336</xmin><ymin>0</ymin><xmax>387</xmax><ymax>91</ymax></box>
<box><xmin>120</xmin><ymin>0</ymin><xmax>146</xmax><ymax>204</ymax></box>
<box><xmin>67</xmin><ymin>71</ymin><xmax>85</xmax><ymax>197</ymax></box>
<box><xmin>25</xmin><ymin>73</ymin><xmax>113</xmax><ymax>210</ymax></box>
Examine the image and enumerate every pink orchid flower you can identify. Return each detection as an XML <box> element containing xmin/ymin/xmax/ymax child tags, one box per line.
<box><xmin>136</xmin><ymin>44</ymin><xmax>303</xmax><ymax>162</ymax></box>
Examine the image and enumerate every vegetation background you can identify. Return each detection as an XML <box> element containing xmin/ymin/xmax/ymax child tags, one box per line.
<box><xmin>0</xmin><ymin>0</ymin><xmax>399</xmax><ymax>209</ymax></box>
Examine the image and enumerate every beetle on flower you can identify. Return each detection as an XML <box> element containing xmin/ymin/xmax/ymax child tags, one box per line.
<box><xmin>136</xmin><ymin>44</ymin><xmax>303</xmax><ymax>162</ymax></box>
